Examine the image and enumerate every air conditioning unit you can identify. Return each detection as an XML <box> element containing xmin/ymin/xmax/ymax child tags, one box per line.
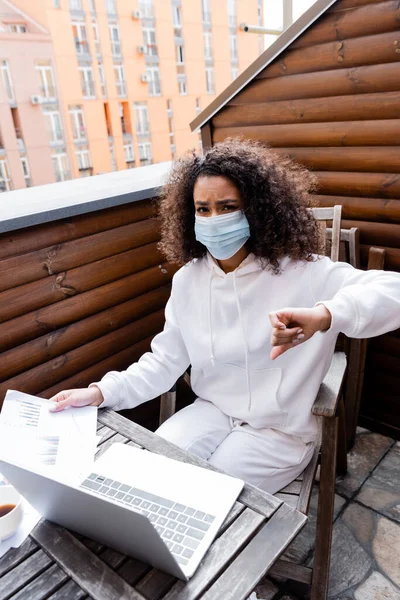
<box><xmin>132</xmin><ymin>8</ymin><xmax>141</xmax><ymax>19</ymax></box>
<box><xmin>137</xmin><ymin>45</ymin><xmax>147</xmax><ymax>54</ymax></box>
<box><xmin>141</xmin><ymin>72</ymin><xmax>150</xmax><ymax>83</ymax></box>
<box><xmin>30</xmin><ymin>95</ymin><xmax>42</xmax><ymax>105</ymax></box>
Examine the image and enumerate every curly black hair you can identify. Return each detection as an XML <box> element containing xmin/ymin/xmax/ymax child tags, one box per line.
<box><xmin>158</xmin><ymin>137</ymin><xmax>321</xmax><ymax>273</ymax></box>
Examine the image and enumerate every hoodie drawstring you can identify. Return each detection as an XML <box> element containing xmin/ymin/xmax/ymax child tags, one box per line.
<box><xmin>233</xmin><ymin>272</ymin><xmax>252</xmax><ymax>411</ymax></box>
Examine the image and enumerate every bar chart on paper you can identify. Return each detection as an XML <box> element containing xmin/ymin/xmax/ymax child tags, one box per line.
<box><xmin>17</xmin><ymin>398</ymin><xmax>41</xmax><ymax>428</ymax></box>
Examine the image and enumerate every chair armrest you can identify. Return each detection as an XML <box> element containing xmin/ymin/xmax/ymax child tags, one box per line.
<box><xmin>312</xmin><ymin>352</ymin><xmax>347</xmax><ymax>418</ymax></box>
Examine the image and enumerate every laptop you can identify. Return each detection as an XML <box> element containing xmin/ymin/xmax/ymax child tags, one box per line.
<box><xmin>0</xmin><ymin>442</ymin><xmax>243</xmax><ymax>580</ymax></box>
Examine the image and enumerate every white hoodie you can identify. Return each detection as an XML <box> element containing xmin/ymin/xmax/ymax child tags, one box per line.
<box><xmin>94</xmin><ymin>253</ymin><xmax>400</xmax><ymax>441</ymax></box>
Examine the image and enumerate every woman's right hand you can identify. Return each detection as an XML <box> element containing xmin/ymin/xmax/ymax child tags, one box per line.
<box><xmin>48</xmin><ymin>386</ymin><xmax>104</xmax><ymax>412</ymax></box>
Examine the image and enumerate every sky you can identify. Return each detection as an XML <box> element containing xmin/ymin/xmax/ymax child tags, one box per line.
<box><xmin>263</xmin><ymin>0</ymin><xmax>318</xmax><ymax>48</ymax></box>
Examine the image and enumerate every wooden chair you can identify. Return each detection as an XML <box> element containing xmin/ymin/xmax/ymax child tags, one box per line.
<box><xmin>159</xmin><ymin>206</ymin><xmax>347</xmax><ymax>600</ymax></box>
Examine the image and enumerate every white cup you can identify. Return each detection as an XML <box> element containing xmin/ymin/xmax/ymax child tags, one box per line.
<box><xmin>0</xmin><ymin>485</ymin><xmax>23</xmax><ymax>541</ymax></box>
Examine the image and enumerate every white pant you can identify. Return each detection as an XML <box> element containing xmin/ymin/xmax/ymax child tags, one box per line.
<box><xmin>155</xmin><ymin>399</ymin><xmax>315</xmax><ymax>494</ymax></box>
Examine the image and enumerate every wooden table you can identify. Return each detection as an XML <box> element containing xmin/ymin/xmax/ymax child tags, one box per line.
<box><xmin>0</xmin><ymin>409</ymin><xmax>307</xmax><ymax>600</ymax></box>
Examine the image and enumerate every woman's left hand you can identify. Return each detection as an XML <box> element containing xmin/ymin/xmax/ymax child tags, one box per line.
<box><xmin>269</xmin><ymin>305</ymin><xmax>332</xmax><ymax>360</ymax></box>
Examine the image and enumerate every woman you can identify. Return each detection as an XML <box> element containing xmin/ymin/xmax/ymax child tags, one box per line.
<box><xmin>50</xmin><ymin>138</ymin><xmax>400</xmax><ymax>494</ymax></box>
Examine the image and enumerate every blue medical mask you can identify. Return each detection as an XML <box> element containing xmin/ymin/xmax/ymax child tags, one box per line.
<box><xmin>194</xmin><ymin>210</ymin><xmax>250</xmax><ymax>260</ymax></box>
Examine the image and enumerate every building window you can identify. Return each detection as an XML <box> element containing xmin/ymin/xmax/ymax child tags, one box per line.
<box><xmin>69</xmin><ymin>105</ymin><xmax>87</xmax><ymax>140</ymax></box>
<box><xmin>0</xmin><ymin>158</ymin><xmax>12</xmax><ymax>192</ymax></box>
<box><xmin>201</xmin><ymin>0</ymin><xmax>211</xmax><ymax>24</ymax></box>
<box><xmin>230</xmin><ymin>33</ymin><xmax>238</xmax><ymax>62</ymax></box>
<box><xmin>69</xmin><ymin>0</ymin><xmax>83</xmax><ymax>10</ymax></box>
<box><xmin>203</xmin><ymin>32</ymin><xmax>212</xmax><ymax>60</ymax></box>
<box><xmin>195</xmin><ymin>97</ymin><xmax>201</xmax><ymax>115</ymax></box>
<box><xmin>1</xmin><ymin>60</ymin><xmax>15</xmax><ymax>103</ymax></box>
<box><xmin>138</xmin><ymin>142</ymin><xmax>152</xmax><ymax>166</ymax></box>
<box><xmin>79</xmin><ymin>66</ymin><xmax>96</xmax><ymax>98</ymax></box>
<box><xmin>44</xmin><ymin>110</ymin><xmax>64</xmax><ymax>142</ymax></box>
<box><xmin>134</xmin><ymin>103</ymin><xmax>150</xmax><ymax>135</ymax></box>
<box><xmin>36</xmin><ymin>63</ymin><xmax>56</xmax><ymax>100</ymax></box>
<box><xmin>98</xmin><ymin>63</ymin><xmax>106</xmax><ymax>97</ymax></box>
<box><xmin>178</xmin><ymin>77</ymin><xmax>187</xmax><ymax>95</ymax></box>
<box><xmin>231</xmin><ymin>66</ymin><xmax>238</xmax><ymax>80</ymax></box>
<box><xmin>92</xmin><ymin>21</ymin><xmax>101</xmax><ymax>55</ymax></box>
<box><xmin>114</xmin><ymin>64</ymin><xmax>127</xmax><ymax>97</ymax></box>
<box><xmin>119</xmin><ymin>102</ymin><xmax>131</xmax><ymax>135</ymax></box>
<box><xmin>109</xmin><ymin>24</ymin><xmax>121</xmax><ymax>56</ymax></box>
<box><xmin>109</xmin><ymin>140</ymin><xmax>117</xmax><ymax>170</ymax></box>
<box><xmin>139</xmin><ymin>0</ymin><xmax>154</xmax><ymax>18</ymax></box>
<box><xmin>228</xmin><ymin>0</ymin><xmax>236</xmax><ymax>26</ymax></box>
<box><xmin>105</xmin><ymin>0</ymin><xmax>117</xmax><ymax>14</ymax></box>
<box><xmin>172</xmin><ymin>5</ymin><xmax>181</xmax><ymax>27</ymax></box>
<box><xmin>142</xmin><ymin>27</ymin><xmax>157</xmax><ymax>56</ymax></box>
<box><xmin>53</xmin><ymin>0</ymin><xmax>61</xmax><ymax>7</ymax></box>
<box><xmin>89</xmin><ymin>0</ymin><xmax>96</xmax><ymax>11</ymax></box>
<box><xmin>7</xmin><ymin>23</ymin><xmax>27</xmax><ymax>33</ymax></box>
<box><xmin>205</xmin><ymin>67</ymin><xmax>214</xmax><ymax>94</ymax></box>
<box><xmin>124</xmin><ymin>143</ymin><xmax>134</xmax><ymax>164</ymax></box>
<box><xmin>147</xmin><ymin>66</ymin><xmax>160</xmax><ymax>96</ymax></box>
<box><xmin>52</xmin><ymin>152</ymin><xmax>70</xmax><ymax>182</ymax></box>
<box><xmin>176</xmin><ymin>44</ymin><xmax>184</xmax><ymax>65</ymax></box>
<box><xmin>20</xmin><ymin>157</ymin><xmax>31</xmax><ymax>187</ymax></box>
<box><xmin>76</xmin><ymin>147</ymin><xmax>92</xmax><ymax>175</ymax></box>
<box><xmin>72</xmin><ymin>21</ymin><xmax>89</xmax><ymax>55</ymax></box>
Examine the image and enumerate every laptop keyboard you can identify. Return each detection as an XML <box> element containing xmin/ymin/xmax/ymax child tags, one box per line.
<box><xmin>80</xmin><ymin>472</ymin><xmax>216</xmax><ymax>565</ymax></box>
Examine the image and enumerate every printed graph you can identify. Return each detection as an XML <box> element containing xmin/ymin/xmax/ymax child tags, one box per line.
<box><xmin>37</xmin><ymin>435</ymin><xmax>60</xmax><ymax>466</ymax></box>
<box><xmin>17</xmin><ymin>398</ymin><xmax>40</xmax><ymax>428</ymax></box>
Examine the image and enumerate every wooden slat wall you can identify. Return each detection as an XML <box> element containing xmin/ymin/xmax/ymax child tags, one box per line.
<box><xmin>0</xmin><ymin>199</ymin><xmax>177</xmax><ymax>429</ymax></box>
<box><xmin>209</xmin><ymin>0</ymin><xmax>400</xmax><ymax>437</ymax></box>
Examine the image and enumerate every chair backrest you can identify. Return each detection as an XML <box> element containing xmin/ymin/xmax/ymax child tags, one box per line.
<box><xmin>326</xmin><ymin>227</ymin><xmax>360</xmax><ymax>268</ymax></box>
<box><xmin>309</xmin><ymin>206</ymin><xmax>342</xmax><ymax>262</ymax></box>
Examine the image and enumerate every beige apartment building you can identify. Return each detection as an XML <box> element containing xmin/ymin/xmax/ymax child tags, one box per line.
<box><xmin>0</xmin><ymin>0</ymin><xmax>262</xmax><ymax>191</ymax></box>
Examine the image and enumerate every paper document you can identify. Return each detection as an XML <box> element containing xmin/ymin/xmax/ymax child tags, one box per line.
<box><xmin>0</xmin><ymin>390</ymin><xmax>98</xmax><ymax>484</ymax></box>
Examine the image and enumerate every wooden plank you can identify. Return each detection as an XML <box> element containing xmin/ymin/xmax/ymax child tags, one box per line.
<box><xmin>200</xmin><ymin>504</ymin><xmax>307</xmax><ymax>600</ymax></box>
<box><xmin>0</xmin><ymin>549</ymin><xmax>52</xmax><ymax>599</ymax></box>
<box><xmin>117</xmin><ymin>559</ymin><xmax>151</xmax><ymax>587</ymax></box>
<box><xmin>274</xmin><ymin>146</ymin><xmax>400</xmax><ymax>174</ymax></box>
<box><xmin>213</xmin><ymin>120</ymin><xmax>400</xmax><ymax>147</ymax></box>
<box><xmin>10</xmin><ymin>563</ymin><xmax>69</xmax><ymax>600</ymax></box>
<box><xmin>297</xmin><ymin>446</ymin><xmax>320</xmax><ymax>514</ymax></box>
<box><xmin>274</xmin><ymin>493</ymin><xmax>298</xmax><ymax>508</ymax></box>
<box><xmin>95</xmin><ymin>433</ymin><xmax>130</xmax><ymax>459</ymax></box>
<box><xmin>268</xmin><ymin>559</ymin><xmax>313</xmax><ymax>584</ymax></box>
<box><xmin>47</xmin><ymin>579</ymin><xmax>87</xmax><ymax>600</ymax></box>
<box><xmin>0</xmin><ymin>261</ymin><xmax>172</xmax><ymax>353</ymax></box>
<box><xmin>0</xmin><ymin>201</ymin><xmax>155</xmax><ymax>261</ymax></box>
<box><xmin>360</xmin><ymin>244</ymin><xmax>400</xmax><ymax>270</ymax></box>
<box><xmin>163</xmin><ymin>509</ymin><xmax>266</xmax><ymax>600</ymax></box>
<box><xmin>0</xmin><ymin>242</ymin><xmax>163</xmax><ymax>324</ymax></box>
<box><xmin>342</xmin><ymin>220</ymin><xmax>400</xmax><ymax>248</ymax></box>
<box><xmin>0</xmin><ymin>312</ymin><xmax>164</xmax><ymax>400</ymax></box>
<box><xmin>40</xmin><ymin>337</ymin><xmax>154</xmax><ymax>399</ymax></box>
<box><xmin>292</xmin><ymin>1</ymin><xmax>400</xmax><ymax>49</ymax></box>
<box><xmin>316</xmin><ymin>171</ymin><xmax>400</xmax><ymax>200</ymax></box>
<box><xmin>31</xmin><ymin>520</ymin><xmax>146</xmax><ymax>600</ymax></box>
<box><xmin>0</xmin><ymin>537</ymin><xmax>38</xmax><ymax>578</ymax></box>
<box><xmin>0</xmin><ymin>287</ymin><xmax>170</xmax><ymax>382</ymax></box>
<box><xmin>215</xmin><ymin>92</ymin><xmax>400</xmax><ymax>128</ymax></box>
<box><xmin>201</xmin><ymin>123</ymin><xmax>213</xmax><ymax>152</ymax></box>
<box><xmin>312</xmin><ymin>352</ymin><xmax>347</xmax><ymax>418</ymax></box>
<box><xmin>331</xmin><ymin>0</ymin><xmax>388</xmax><ymax>11</ymax></box>
<box><xmin>0</xmin><ymin>219</ymin><xmax>160</xmax><ymax>293</ymax></box>
<box><xmin>311</xmin><ymin>416</ymin><xmax>339</xmax><ymax>600</ymax></box>
<box><xmin>98</xmin><ymin>410</ymin><xmax>282</xmax><ymax>517</ymax></box>
<box><xmin>263</xmin><ymin>31</ymin><xmax>400</xmax><ymax>79</ymax></box>
<box><xmin>136</xmin><ymin>569</ymin><xmax>175</xmax><ymax>600</ymax></box>
<box><xmin>312</xmin><ymin>195</ymin><xmax>400</xmax><ymax>224</ymax></box>
<box><xmin>245</xmin><ymin>62</ymin><xmax>400</xmax><ymax>102</ymax></box>
<box><xmin>278</xmin><ymin>480</ymin><xmax>302</xmax><ymax>495</ymax></box>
